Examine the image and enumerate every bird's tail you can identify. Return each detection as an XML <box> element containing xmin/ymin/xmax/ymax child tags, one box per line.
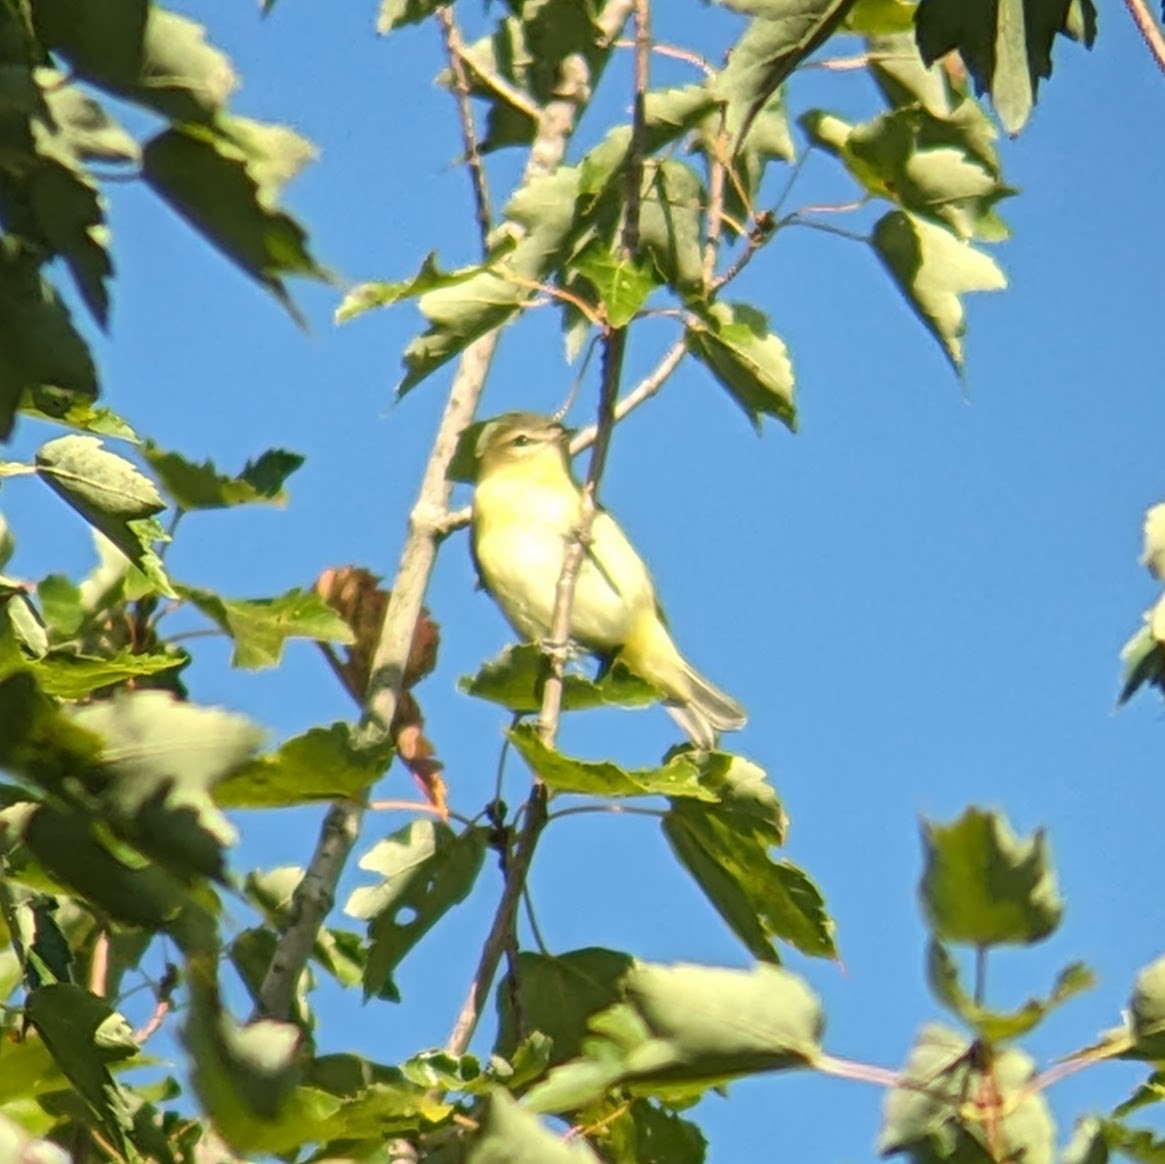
<box><xmin>623</xmin><ymin>614</ymin><xmax>747</xmax><ymax>750</ymax></box>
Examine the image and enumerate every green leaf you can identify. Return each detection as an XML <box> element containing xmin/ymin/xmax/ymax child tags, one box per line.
<box><xmin>31</xmin><ymin>0</ymin><xmax>236</xmax><ymax>124</ymax></box>
<box><xmin>495</xmin><ymin>948</ymin><xmax>635</xmax><ymax>1069</ymax></box>
<box><xmin>460</xmin><ymin>643</ymin><xmax>662</xmax><ymax>712</ymax></box>
<box><xmin>142</xmin><ymin>443</ymin><xmax>303</xmax><ymax>510</ymax></box>
<box><xmin>662</xmin><ymin>754</ymin><xmax>836</xmax><ymax>960</ymax></box>
<box><xmin>451</xmin><ymin>0</ymin><xmax>622</xmax><ymax>154</ymax></box>
<box><xmin>38</xmin><ymin>73</ymin><xmax>139</xmax><ymax>165</ymax></box>
<box><xmin>217</xmin><ymin>722</ymin><xmax>395</xmax><ymax>808</ymax></box>
<box><xmin>1119</xmin><ymin>623</ymin><xmax>1164</xmax><ymax>705</ymax></box>
<box><xmin>509</xmin><ymin>723</ymin><xmax>720</xmax><ymax>801</ymax></box>
<box><xmin>179</xmin><ymin>584</ymin><xmax>354</xmax><ymax>670</ymax></box>
<box><xmin>686</xmin><ymin>302</ymin><xmax>795</xmax><ymax>430</ymax></box>
<box><xmin>574</xmin><ymin>247</ymin><xmax>658</xmax><ymax>327</ymax></box>
<box><xmin>142</xmin><ymin>117</ymin><xmax>323</xmax><ymax>318</ymax></box>
<box><xmin>25</xmin><ymin>983</ymin><xmax>136</xmax><ymax>1153</ymax></box>
<box><xmin>336</xmin><ymin>252</ymin><xmax>487</xmax><ymax>324</ymax></box>
<box><xmin>879</xmin><ymin>1024</ymin><xmax>1055</xmax><ymax>1164</ymax></box>
<box><xmin>33</xmin><ymin>647</ymin><xmax>186</xmax><ymax>698</ymax></box>
<box><xmin>1064</xmin><ymin>1117</ymin><xmax>1110</xmax><ymax>1164</ymax></box>
<box><xmin>377</xmin><ymin>0</ymin><xmax>453</xmax><ymax>32</ymax></box>
<box><xmin>919</xmin><ymin>807</ymin><xmax>1063</xmax><ymax>946</ymax></box>
<box><xmin>19</xmin><ymin>390</ymin><xmax>137</xmax><ymax>441</ymax></box>
<box><xmin>581</xmin><ymin>1097</ymin><xmax>708</xmax><ymax>1164</ymax></box>
<box><xmin>871</xmin><ymin>209</ymin><xmax>1006</xmax><ymax>370</ymax></box>
<box><xmin>639</xmin><ymin>160</ymin><xmax>704</xmax><ymax>299</ymax></box>
<box><xmin>470</xmin><ymin>1090</ymin><xmax>602</xmax><ymax>1163</ymax></box>
<box><xmin>0</xmin><ymin>246</ymin><xmax>97</xmax><ymax>441</ymax></box>
<box><xmin>1113</xmin><ymin>1072</ymin><xmax>1165</xmax><ymax>1120</ymax></box>
<box><xmin>400</xmin><ymin>162</ymin><xmax>584</xmax><ymax>393</ymax></box>
<box><xmin>345</xmin><ymin>820</ymin><xmax>487</xmax><ymax>1001</ymax></box>
<box><xmin>915</xmin><ymin>0</ymin><xmax>1098</xmax><ymax>134</ymax></box>
<box><xmin>715</xmin><ymin>0</ymin><xmax>856</xmax><ymax>147</ymax></box>
<box><xmin>525</xmin><ymin>961</ymin><xmax>823</xmax><ymax>1114</ymax></box>
<box><xmin>845</xmin><ymin>0</ymin><xmax>917</xmax><ymax>33</ymax></box>
<box><xmin>12</xmin><ymin>803</ymin><xmax>215</xmax><ymax>947</ymax></box>
<box><xmin>67</xmin><ymin>690</ymin><xmax>264</xmax><ymax>881</ymax></box>
<box><xmin>1124</xmin><ymin>957</ymin><xmax>1165</xmax><ymax>1061</ymax></box>
<box><xmin>927</xmin><ymin>940</ymin><xmax>1094</xmax><ymax>1040</ymax></box>
<box><xmin>839</xmin><ymin>106</ymin><xmax>1013</xmax><ymax>240</ymax></box>
<box><xmin>34</xmin><ymin>434</ymin><xmax>173</xmax><ymax>596</ymax></box>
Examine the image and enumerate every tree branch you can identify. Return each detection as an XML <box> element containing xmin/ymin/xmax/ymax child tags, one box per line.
<box><xmin>256</xmin><ymin>0</ymin><xmax>637</xmax><ymax>1023</ymax></box>
<box><xmin>438</xmin><ymin>7</ymin><xmax>492</xmax><ymax>254</ymax></box>
<box><xmin>444</xmin><ymin>0</ymin><xmax>646</xmax><ymax>1058</ymax></box>
<box><xmin>1125</xmin><ymin>0</ymin><xmax>1165</xmax><ymax>75</ymax></box>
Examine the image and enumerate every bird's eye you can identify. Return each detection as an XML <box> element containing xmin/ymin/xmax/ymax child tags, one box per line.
<box><xmin>510</xmin><ymin>434</ymin><xmax>531</xmax><ymax>448</ymax></box>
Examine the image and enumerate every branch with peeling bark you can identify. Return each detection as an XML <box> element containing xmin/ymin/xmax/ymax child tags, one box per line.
<box><xmin>444</xmin><ymin>0</ymin><xmax>652</xmax><ymax>1060</ymax></box>
<box><xmin>256</xmin><ymin>0</ymin><xmax>639</xmax><ymax>1026</ymax></box>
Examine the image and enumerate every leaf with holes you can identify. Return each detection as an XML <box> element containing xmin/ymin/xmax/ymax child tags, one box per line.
<box><xmin>345</xmin><ymin>820</ymin><xmax>487</xmax><ymax>1001</ymax></box>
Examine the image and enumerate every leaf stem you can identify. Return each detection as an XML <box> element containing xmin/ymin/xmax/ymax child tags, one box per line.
<box><xmin>548</xmin><ymin>803</ymin><xmax>667</xmax><ymax>821</ymax></box>
<box><xmin>1125</xmin><ymin>0</ymin><xmax>1165</xmax><ymax>75</ymax></box>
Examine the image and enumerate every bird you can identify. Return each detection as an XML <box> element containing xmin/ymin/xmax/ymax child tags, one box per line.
<box><xmin>469</xmin><ymin>411</ymin><xmax>746</xmax><ymax>749</ymax></box>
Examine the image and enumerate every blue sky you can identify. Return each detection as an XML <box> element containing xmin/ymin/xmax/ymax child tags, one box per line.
<box><xmin>4</xmin><ymin>2</ymin><xmax>1165</xmax><ymax>1159</ymax></box>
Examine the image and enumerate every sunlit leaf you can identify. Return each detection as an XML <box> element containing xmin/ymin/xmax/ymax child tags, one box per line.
<box><xmin>180</xmin><ymin>584</ymin><xmax>354</xmax><ymax>670</ymax></box>
<box><xmin>686</xmin><ymin>301</ymin><xmax>795</xmax><ymax>430</ymax></box>
<box><xmin>871</xmin><ymin>209</ymin><xmax>1006</xmax><ymax>370</ymax></box>
<box><xmin>919</xmin><ymin>807</ymin><xmax>1063</xmax><ymax>946</ymax></box>
<box><xmin>142</xmin><ymin>443</ymin><xmax>303</xmax><ymax>510</ymax></box>
<box><xmin>217</xmin><ymin>723</ymin><xmax>395</xmax><ymax>808</ymax></box>
<box><xmin>470</xmin><ymin>1090</ymin><xmax>601</xmax><ymax>1163</ymax></box>
<box><xmin>345</xmin><ymin>820</ymin><xmax>487</xmax><ymax>1001</ymax></box>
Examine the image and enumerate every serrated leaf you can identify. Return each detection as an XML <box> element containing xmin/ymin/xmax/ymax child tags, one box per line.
<box><xmin>662</xmin><ymin>754</ymin><xmax>836</xmax><ymax>960</ymax></box>
<box><xmin>345</xmin><ymin>820</ymin><xmax>487</xmax><ymax>1001</ymax></box>
<box><xmin>685</xmin><ymin>301</ymin><xmax>796</xmax><ymax>430</ymax></box>
<box><xmin>217</xmin><ymin>722</ymin><xmax>395</xmax><ymax>808</ymax></box>
<box><xmin>470</xmin><ymin>1090</ymin><xmax>602</xmax><ymax>1163</ymax></box>
<box><xmin>871</xmin><ymin>209</ymin><xmax>1006</xmax><ymax>370</ymax></box>
<box><xmin>460</xmin><ymin>643</ymin><xmax>663</xmax><ymax>710</ymax></box>
<box><xmin>494</xmin><ymin>948</ymin><xmax>635</xmax><ymax>1069</ymax></box>
<box><xmin>31</xmin><ymin>0</ymin><xmax>237</xmax><ymax>124</ymax></box>
<box><xmin>451</xmin><ymin>0</ymin><xmax>622</xmax><ymax>154</ymax></box>
<box><xmin>180</xmin><ymin>584</ymin><xmax>354</xmax><ymax>670</ymax></box>
<box><xmin>574</xmin><ymin>247</ymin><xmax>657</xmax><ymax>327</ymax></box>
<box><xmin>879</xmin><ymin>1024</ymin><xmax>1055</xmax><ymax>1164</ymax></box>
<box><xmin>525</xmin><ymin>961</ymin><xmax>823</xmax><ymax>1115</ymax></box>
<box><xmin>915</xmin><ymin>0</ymin><xmax>1098</xmax><ymax>134</ymax></box>
<box><xmin>25</xmin><ymin>983</ymin><xmax>136</xmax><ymax>1153</ymax></box>
<box><xmin>33</xmin><ymin>647</ymin><xmax>186</xmax><ymax>699</ymax></box>
<box><xmin>509</xmin><ymin>723</ymin><xmax>720</xmax><ymax>801</ymax></box>
<box><xmin>336</xmin><ymin>253</ymin><xmax>486</xmax><ymax>323</ymax></box>
<box><xmin>34</xmin><ymin>434</ymin><xmax>173</xmax><ymax>596</ymax></box>
<box><xmin>927</xmin><ymin>940</ymin><xmax>1094</xmax><ymax>1040</ymax></box>
<box><xmin>919</xmin><ymin>807</ymin><xmax>1063</xmax><ymax>946</ymax></box>
<box><xmin>142</xmin><ymin>117</ymin><xmax>323</xmax><ymax>317</ymax></box>
<box><xmin>141</xmin><ymin>442</ymin><xmax>302</xmax><ymax>510</ymax></box>
<box><xmin>715</xmin><ymin>0</ymin><xmax>856</xmax><ymax>146</ymax></box>
<box><xmin>638</xmin><ymin>160</ymin><xmax>704</xmax><ymax>298</ymax></box>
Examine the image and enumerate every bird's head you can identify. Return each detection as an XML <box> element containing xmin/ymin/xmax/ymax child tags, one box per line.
<box><xmin>475</xmin><ymin>412</ymin><xmax>569</xmax><ymax>479</ymax></box>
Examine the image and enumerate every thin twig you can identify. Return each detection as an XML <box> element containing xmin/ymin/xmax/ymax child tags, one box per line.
<box><xmin>1125</xmin><ymin>0</ymin><xmax>1165</xmax><ymax>75</ymax></box>
<box><xmin>613</xmin><ymin>38</ymin><xmax>714</xmax><ymax>77</ymax></box>
<box><xmin>569</xmin><ymin>338</ymin><xmax>686</xmax><ymax>454</ymax></box>
<box><xmin>548</xmin><ymin>803</ymin><xmax>667</xmax><ymax>821</ymax></box>
<box><xmin>438</xmin><ymin>7</ymin><xmax>493</xmax><ymax>255</ymax></box>
<box><xmin>440</xmin><ymin>337</ymin><xmax>688</xmax><ymax>533</ymax></box>
<box><xmin>443</xmin><ymin>0</ymin><xmax>644</xmax><ymax>1059</ymax></box>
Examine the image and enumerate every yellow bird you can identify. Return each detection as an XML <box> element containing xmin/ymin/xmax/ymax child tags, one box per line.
<box><xmin>470</xmin><ymin>412</ymin><xmax>746</xmax><ymax>749</ymax></box>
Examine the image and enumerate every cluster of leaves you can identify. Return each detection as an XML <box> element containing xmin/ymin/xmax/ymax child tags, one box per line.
<box><xmin>0</xmin><ymin>0</ymin><xmax>324</xmax><ymax>441</ymax></box>
<box><xmin>0</xmin><ymin>0</ymin><xmax>1127</xmax><ymax>1162</ymax></box>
